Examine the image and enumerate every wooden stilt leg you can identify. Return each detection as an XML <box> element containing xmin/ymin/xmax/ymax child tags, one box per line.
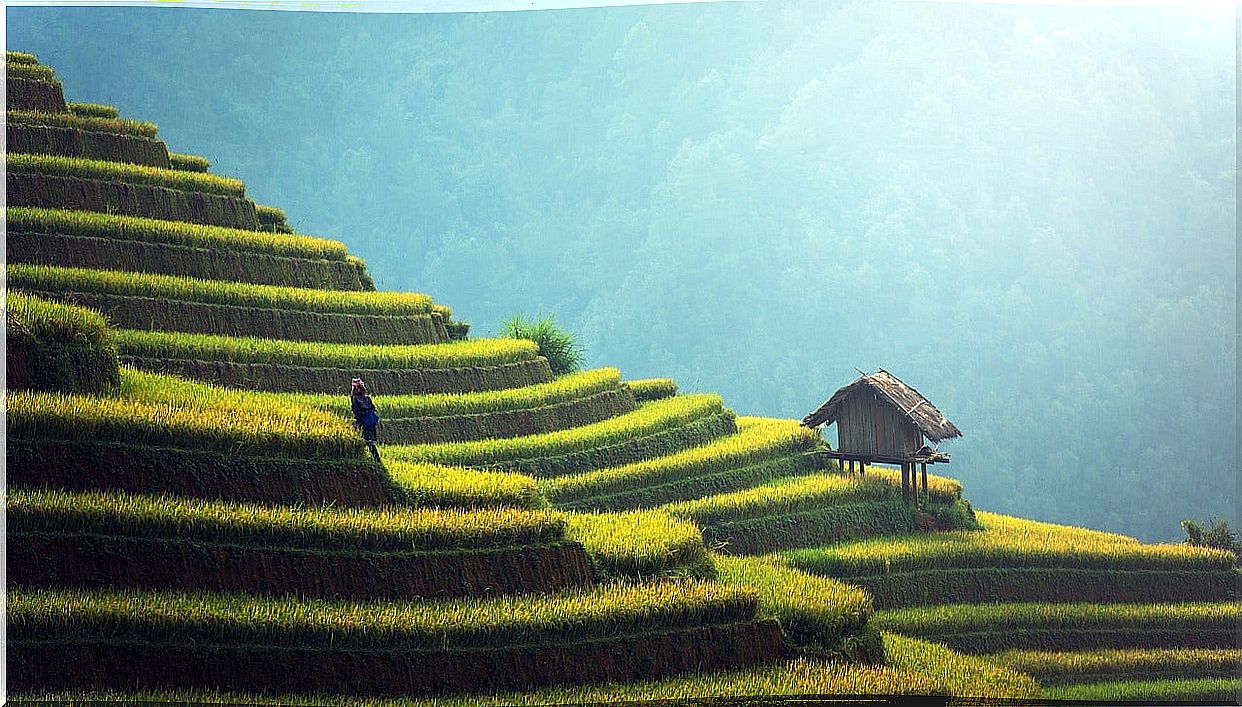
<box><xmin>859</xmin><ymin>460</ymin><xmax>866</xmax><ymax>476</ymax></box>
<box><xmin>901</xmin><ymin>462</ymin><xmax>909</xmax><ymax>504</ymax></box>
<box><xmin>921</xmin><ymin>463</ymin><xmax>929</xmax><ymax>497</ymax></box>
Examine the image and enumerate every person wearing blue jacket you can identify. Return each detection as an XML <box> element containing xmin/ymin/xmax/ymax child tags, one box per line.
<box><xmin>351</xmin><ymin>377</ymin><xmax>381</xmax><ymax>462</ymax></box>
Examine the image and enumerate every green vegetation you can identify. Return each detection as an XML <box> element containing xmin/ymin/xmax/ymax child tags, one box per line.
<box><xmin>387</xmin><ymin>394</ymin><xmax>727</xmax><ymax>468</ymax></box>
<box><xmin>661</xmin><ymin>469</ymin><xmax>890</xmax><ymax>526</ymax></box>
<box><xmin>1182</xmin><ymin>517</ymin><xmax>1241</xmax><ymax>559</ymax></box>
<box><xmin>627</xmin><ymin>377</ymin><xmax>677</xmax><ymax>401</ymax></box>
<box><xmin>9</xmin><ymin>207</ymin><xmax>348</xmax><ymax>260</ymax></box>
<box><xmin>386</xmin><ymin>461</ymin><xmax>546</xmax><ymax>510</ymax></box>
<box><xmin>12</xmin><ymin>580</ymin><xmax>755</xmax><ymax>650</ymax></box>
<box><xmin>989</xmin><ymin>647</ymin><xmax>1242</xmax><ymax>685</ymax></box>
<box><xmin>9</xmin><ymin>488</ymin><xmax>566</xmax><ymax>551</ymax></box>
<box><xmin>255</xmin><ymin>203</ymin><xmax>288</xmax><ymax>226</ymax></box>
<box><xmin>289</xmin><ymin>368</ymin><xmax>621</xmax><ymax>418</ymax></box>
<box><xmin>168</xmin><ymin>152</ymin><xmax>211</xmax><ymax>173</ymax></box>
<box><xmin>8</xmin><ymin>62</ymin><xmax>56</xmax><ymax>82</ymax></box>
<box><xmin>115</xmin><ymin>329</ymin><xmax>538</xmax><ymax>369</ymax></box>
<box><xmin>1045</xmin><ymin>677</ymin><xmax>1242</xmax><ymax>701</ymax></box>
<box><xmin>565</xmin><ymin>510</ymin><xmax>712</xmax><ymax>579</ymax></box>
<box><xmin>881</xmin><ymin>634</ymin><xmax>1042</xmax><ymax>699</ymax></box>
<box><xmin>864</xmin><ymin>466</ymin><xmax>963</xmax><ymax>504</ymax></box>
<box><xmin>8</xmin><ymin>109</ymin><xmax>159</xmax><ymax>138</ymax></box>
<box><xmin>8</xmin><ymin>367</ymin><xmax>360</xmax><ymax>459</ymax></box>
<box><xmin>501</xmin><ymin>312</ymin><xmax>584</xmax><ymax>376</ymax></box>
<box><xmin>8</xmin><ymin>154</ymin><xmax>246</xmax><ymax>197</ymax></box>
<box><xmin>10</xmin><ymin>264</ymin><xmax>435</xmax><ymax>315</ymax></box>
<box><xmin>544</xmin><ymin>417</ymin><xmax>817</xmax><ymax>507</ymax></box>
<box><xmin>7</xmin><ymin>50</ymin><xmax>39</xmax><ymax>64</ymax></box>
<box><xmin>714</xmin><ymin>555</ymin><xmax>879</xmax><ymax>661</ymax></box>
<box><xmin>6</xmin><ymin>292</ymin><xmax>120</xmax><ymax>393</ymax></box>
<box><xmin>67</xmin><ymin>102</ymin><xmax>119</xmax><ymax>119</ymax></box>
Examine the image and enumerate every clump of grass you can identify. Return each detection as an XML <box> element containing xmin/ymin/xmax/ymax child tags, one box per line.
<box><xmin>168</xmin><ymin>153</ymin><xmax>211</xmax><ymax>173</ymax></box>
<box><xmin>255</xmin><ymin>204</ymin><xmax>288</xmax><ymax>226</ymax></box>
<box><xmin>501</xmin><ymin>312</ymin><xmax>584</xmax><ymax>376</ymax></box>
<box><xmin>7</xmin><ymin>50</ymin><xmax>39</xmax><ymax>65</ymax></box>
<box><xmin>10</xmin><ymin>264</ymin><xmax>435</xmax><ymax>316</ymax></box>
<box><xmin>9</xmin><ymin>487</ymin><xmax>566</xmax><ymax>551</ymax></box>
<box><xmin>627</xmin><ymin>377</ymin><xmax>678</xmax><ymax>401</ymax></box>
<box><xmin>287</xmin><ymin>368</ymin><xmax>622</xmax><ymax>418</ymax></box>
<box><xmin>386</xmin><ymin>461</ymin><xmax>547</xmax><ymax>510</ymax></box>
<box><xmin>9</xmin><ymin>207</ymin><xmax>347</xmax><ymax>260</ymax></box>
<box><xmin>865</xmin><ymin>465</ymin><xmax>963</xmax><ymax>504</ymax></box>
<box><xmin>8</xmin><ymin>62</ymin><xmax>56</xmax><ymax>82</ymax></box>
<box><xmin>67</xmin><ymin>102</ymin><xmax>119</xmax><ymax>119</ymax></box>
<box><xmin>6</xmin><ymin>292</ymin><xmax>120</xmax><ymax>393</ymax></box>
<box><xmin>565</xmin><ymin>510</ymin><xmax>713</xmax><ymax>579</ymax></box>
<box><xmin>8</xmin><ymin>367</ymin><xmax>361</xmax><ymax>459</ymax></box>
<box><xmin>115</xmin><ymin>329</ymin><xmax>539</xmax><ymax>370</ymax></box>
<box><xmin>8</xmin><ymin>153</ymin><xmax>245</xmax><ymax>197</ymax></box>
<box><xmin>387</xmin><ymin>394</ymin><xmax>725</xmax><ymax>468</ymax></box>
<box><xmin>658</xmin><ymin>467</ymin><xmax>889</xmax><ymax>527</ymax></box>
<box><xmin>8</xmin><ymin>110</ymin><xmax>159</xmax><ymax>138</ymax></box>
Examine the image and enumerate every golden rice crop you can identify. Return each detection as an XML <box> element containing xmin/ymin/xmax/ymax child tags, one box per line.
<box><xmin>864</xmin><ymin>466</ymin><xmax>962</xmax><ymax>502</ymax></box>
<box><xmin>115</xmin><ymin>329</ymin><xmax>538</xmax><ymax>369</ymax></box>
<box><xmin>7</xmin><ymin>367</ymin><xmax>359</xmax><ymax>458</ymax></box>
<box><xmin>7</xmin><ymin>50</ymin><xmax>39</xmax><ymax>64</ymax></box>
<box><xmin>784</xmin><ymin>509</ymin><xmax>1233</xmax><ymax>577</ymax></box>
<box><xmin>386</xmin><ymin>460</ymin><xmax>546</xmax><ymax>510</ymax></box>
<box><xmin>1046</xmin><ymin>677</ymin><xmax>1242</xmax><ymax>701</ymax></box>
<box><xmin>8</xmin><ymin>290</ymin><xmax>113</xmax><ymax>351</ymax></box>
<box><xmin>387</xmin><ymin>394</ymin><xmax>725</xmax><ymax>467</ymax></box>
<box><xmin>8</xmin><ymin>110</ymin><xmax>159</xmax><ymax>138</ymax></box>
<box><xmin>9</xmin><ymin>487</ymin><xmax>565</xmax><ymax>551</ymax></box>
<box><xmin>10</xmin><ymin>264</ymin><xmax>435</xmax><ymax>316</ymax></box>
<box><xmin>7</xmin><ymin>292</ymin><xmax>120</xmax><ymax>393</ymax></box>
<box><xmin>8</xmin><ymin>154</ymin><xmax>246</xmax><ymax>197</ymax></box>
<box><xmin>881</xmin><ymin>633</ymin><xmax>1043</xmax><ymax>699</ymax></box>
<box><xmin>255</xmin><ymin>204</ymin><xmax>288</xmax><ymax>224</ymax></box>
<box><xmin>989</xmin><ymin>647</ymin><xmax>1242</xmax><ymax>682</ymax></box>
<box><xmin>288</xmin><ymin>368</ymin><xmax>621</xmax><ymax>419</ymax></box>
<box><xmin>8</xmin><ymin>62</ymin><xmax>56</xmax><ymax>82</ymax></box>
<box><xmin>8</xmin><ymin>207</ymin><xmax>347</xmax><ymax>260</ymax></box>
<box><xmin>11</xmin><ymin>579</ymin><xmax>755</xmax><ymax>650</ymax></box>
<box><xmin>168</xmin><ymin>153</ymin><xmax>211</xmax><ymax>173</ymax></box>
<box><xmin>543</xmin><ymin>417</ymin><xmax>818</xmax><ymax>504</ymax></box>
<box><xmin>67</xmin><ymin>102</ymin><xmax>120</xmax><ymax>119</ymax></box>
<box><xmin>627</xmin><ymin>377</ymin><xmax>677</xmax><ymax>401</ymax></box>
<box><xmin>565</xmin><ymin>510</ymin><xmax>711</xmax><ymax>579</ymax></box>
<box><xmin>659</xmin><ymin>468</ymin><xmax>890</xmax><ymax>527</ymax></box>
<box><xmin>873</xmin><ymin>600</ymin><xmax>1241</xmax><ymax>636</ymax></box>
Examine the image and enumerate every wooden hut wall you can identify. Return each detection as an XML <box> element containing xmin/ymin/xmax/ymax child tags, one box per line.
<box><xmin>836</xmin><ymin>391</ymin><xmax>923</xmax><ymax>457</ymax></box>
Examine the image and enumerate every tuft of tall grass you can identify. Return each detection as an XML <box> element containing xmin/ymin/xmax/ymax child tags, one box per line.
<box><xmin>67</xmin><ymin>102</ymin><xmax>120</xmax><ymax>119</ymax></box>
<box><xmin>115</xmin><ymin>329</ymin><xmax>539</xmax><ymax>370</ymax></box>
<box><xmin>7</xmin><ymin>50</ymin><xmax>40</xmax><ymax>65</ymax></box>
<box><xmin>565</xmin><ymin>510</ymin><xmax>713</xmax><ymax>579</ymax></box>
<box><xmin>627</xmin><ymin>377</ymin><xmax>678</xmax><ymax>401</ymax></box>
<box><xmin>386</xmin><ymin>461</ymin><xmax>547</xmax><ymax>510</ymax></box>
<box><xmin>255</xmin><ymin>204</ymin><xmax>288</xmax><ymax>226</ymax></box>
<box><xmin>501</xmin><ymin>312</ymin><xmax>584</xmax><ymax>376</ymax></box>
<box><xmin>8</xmin><ymin>62</ymin><xmax>56</xmax><ymax>82</ymax></box>
<box><xmin>168</xmin><ymin>153</ymin><xmax>211</xmax><ymax>173</ymax></box>
<box><xmin>8</xmin><ymin>109</ymin><xmax>159</xmax><ymax>138</ymax></box>
<box><xmin>6</xmin><ymin>292</ymin><xmax>120</xmax><ymax>393</ymax></box>
<box><xmin>10</xmin><ymin>264</ymin><xmax>435</xmax><ymax>316</ymax></box>
<box><xmin>288</xmin><ymin>368</ymin><xmax>621</xmax><ymax>419</ymax></box>
<box><xmin>9</xmin><ymin>207</ymin><xmax>348</xmax><ymax>260</ymax></box>
<box><xmin>387</xmin><ymin>394</ymin><xmax>725</xmax><ymax>468</ymax></box>
<box><xmin>8</xmin><ymin>153</ymin><xmax>245</xmax><ymax>197</ymax></box>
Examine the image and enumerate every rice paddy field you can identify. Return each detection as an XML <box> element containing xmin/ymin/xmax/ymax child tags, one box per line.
<box><xmin>6</xmin><ymin>50</ymin><xmax>1237</xmax><ymax>705</ymax></box>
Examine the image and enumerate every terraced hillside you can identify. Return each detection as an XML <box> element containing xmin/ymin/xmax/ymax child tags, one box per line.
<box><xmin>6</xmin><ymin>50</ymin><xmax>1235</xmax><ymax>703</ymax></box>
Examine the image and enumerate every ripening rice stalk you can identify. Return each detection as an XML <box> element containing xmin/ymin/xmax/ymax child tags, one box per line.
<box><xmin>8</xmin><ymin>153</ymin><xmax>246</xmax><ymax>197</ymax></box>
<box><xmin>7</xmin><ymin>110</ymin><xmax>159</xmax><ymax>138</ymax></box>
<box><xmin>67</xmin><ymin>102</ymin><xmax>120</xmax><ymax>119</ymax></box>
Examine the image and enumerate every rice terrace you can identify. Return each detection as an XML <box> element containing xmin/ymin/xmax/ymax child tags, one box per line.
<box><xmin>4</xmin><ymin>2</ymin><xmax>1239</xmax><ymax>705</ymax></box>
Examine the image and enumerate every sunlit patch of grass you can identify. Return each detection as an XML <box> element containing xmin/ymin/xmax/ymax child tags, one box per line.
<box><xmin>565</xmin><ymin>510</ymin><xmax>712</xmax><ymax>579</ymax></box>
<box><xmin>8</xmin><ymin>153</ymin><xmax>246</xmax><ymax>197</ymax></box>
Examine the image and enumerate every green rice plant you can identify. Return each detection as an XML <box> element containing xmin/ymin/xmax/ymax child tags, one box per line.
<box><xmin>11</xmin><ymin>579</ymin><xmax>756</xmax><ymax>651</ymax></box>
<box><xmin>6</xmin><ymin>292</ymin><xmax>120</xmax><ymax>393</ymax></box>
<box><xmin>8</xmin><ymin>208</ymin><xmax>348</xmax><ymax>261</ymax></box>
<box><xmin>387</xmin><ymin>394</ymin><xmax>725</xmax><ymax>468</ymax></box>
<box><xmin>627</xmin><ymin>377</ymin><xmax>677</xmax><ymax>401</ymax></box>
<box><xmin>255</xmin><ymin>203</ymin><xmax>288</xmax><ymax>226</ymax></box>
<box><xmin>288</xmin><ymin>368</ymin><xmax>621</xmax><ymax>419</ymax></box>
<box><xmin>565</xmin><ymin>510</ymin><xmax>713</xmax><ymax>579</ymax></box>
<box><xmin>543</xmin><ymin>417</ymin><xmax>818</xmax><ymax>506</ymax></box>
<box><xmin>445</xmin><ymin>320</ymin><xmax>471</xmax><ymax>340</ymax></box>
<box><xmin>988</xmin><ymin>647</ymin><xmax>1242</xmax><ymax>686</ymax></box>
<box><xmin>386</xmin><ymin>461</ymin><xmax>546</xmax><ymax>510</ymax></box>
<box><xmin>67</xmin><ymin>102</ymin><xmax>119</xmax><ymax>119</ymax></box>
<box><xmin>709</xmin><ymin>499</ymin><xmax>917</xmax><ymax>556</ymax></box>
<box><xmin>8</xmin><ymin>487</ymin><xmax>565</xmax><ymax>551</ymax></box>
<box><xmin>168</xmin><ymin>152</ymin><xmax>211</xmax><ymax>173</ymax></box>
<box><xmin>8</xmin><ymin>367</ymin><xmax>361</xmax><ymax>459</ymax></box>
<box><xmin>10</xmin><ymin>264</ymin><xmax>435</xmax><ymax>316</ymax></box>
<box><xmin>8</xmin><ymin>153</ymin><xmax>245</xmax><ymax>197</ymax></box>
<box><xmin>501</xmin><ymin>311</ymin><xmax>584</xmax><ymax>376</ymax></box>
<box><xmin>660</xmin><ymin>468</ymin><xmax>893</xmax><ymax>527</ymax></box>
<box><xmin>864</xmin><ymin>465</ymin><xmax>962</xmax><ymax>503</ymax></box>
<box><xmin>881</xmin><ymin>633</ymin><xmax>1043</xmax><ymax>699</ymax></box>
<box><xmin>713</xmin><ymin>555</ymin><xmax>879</xmax><ymax>661</ymax></box>
<box><xmin>7</xmin><ymin>50</ymin><xmax>39</xmax><ymax>65</ymax></box>
<box><xmin>1045</xmin><ymin>677</ymin><xmax>1242</xmax><ymax>701</ymax></box>
<box><xmin>115</xmin><ymin>329</ymin><xmax>538</xmax><ymax>370</ymax></box>
<box><xmin>8</xmin><ymin>109</ymin><xmax>159</xmax><ymax>138</ymax></box>
<box><xmin>784</xmin><ymin>509</ymin><xmax>1233</xmax><ymax>579</ymax></box>
<box><xmin>8</xmin><ymin>62</ymin><xmax>56</xmax><ymax>82</ymax></box>
<box><xmin>432</xmin><ymin>303</ymin><xmax>454</xmax><ymax>320</ymax></box>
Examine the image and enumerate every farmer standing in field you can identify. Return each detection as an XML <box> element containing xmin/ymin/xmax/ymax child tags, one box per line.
<box><xmin>351</xmin><ymin>377</ymin><xmax>381</xmax><ymax>462</ymax></box>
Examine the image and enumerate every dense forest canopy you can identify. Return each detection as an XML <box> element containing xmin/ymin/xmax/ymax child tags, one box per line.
<box><xmin>11</xmin><ymin>0</ymin><xmax>1235</xmax><ymax>542</ymax></box>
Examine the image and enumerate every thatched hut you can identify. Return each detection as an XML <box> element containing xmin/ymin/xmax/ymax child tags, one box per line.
<box><xmin>802</xmin><ymin>369</ymin><xmax>961</xmax><ymax>504</ymax></box>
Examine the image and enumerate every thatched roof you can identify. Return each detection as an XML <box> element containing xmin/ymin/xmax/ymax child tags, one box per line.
<box><xmin>802</xmin><ymin>369</ymin><xmax>962</xmax><ymax>443</ymax></box>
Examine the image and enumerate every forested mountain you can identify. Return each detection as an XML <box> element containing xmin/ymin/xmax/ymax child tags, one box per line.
<box><xmin>12</xmin><ymin>0</ymin><xmax>1235</xmax><ymax>541</ymax></box>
